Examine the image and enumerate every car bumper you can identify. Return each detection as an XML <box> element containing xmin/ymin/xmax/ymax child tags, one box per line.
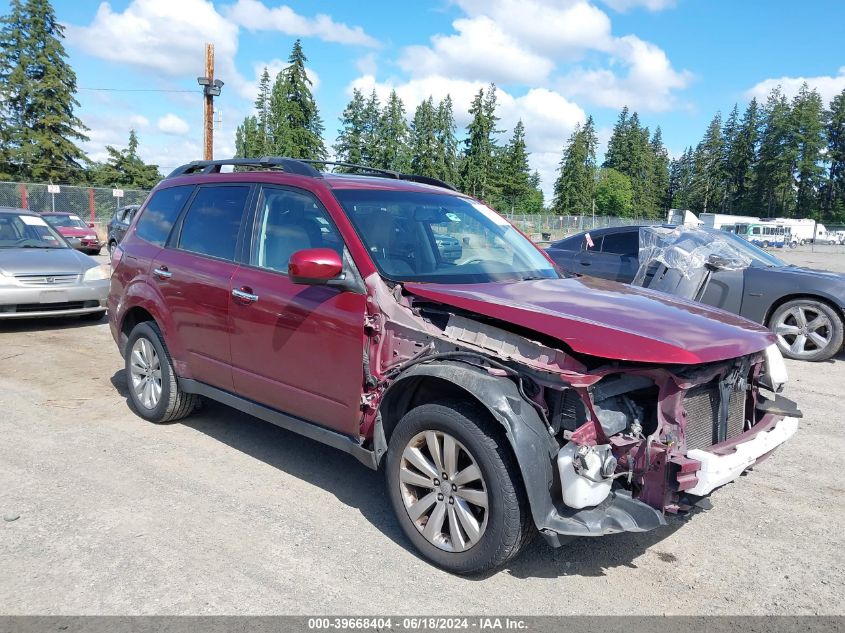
<box><xmin>685</xmin><ymin>415</ymin><xmax>799</xmax><ymax>495</ymax></box>
<box><xmin>0</xmin><ymin>280</ymin><xmax>109</xmax><ymax>319</ymax></box>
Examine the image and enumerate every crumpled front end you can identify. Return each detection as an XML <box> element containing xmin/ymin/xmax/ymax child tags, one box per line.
<box><xmin>360</xmin><ymin>272</ymin><xmax>800</xmax><ymax>544</ymax></box>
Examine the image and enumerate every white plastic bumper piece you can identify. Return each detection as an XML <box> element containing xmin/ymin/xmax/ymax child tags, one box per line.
<box><xmin>686</xmin><ymin>416</ymin><xmax>799</xmax><ymax>496</ymax></box>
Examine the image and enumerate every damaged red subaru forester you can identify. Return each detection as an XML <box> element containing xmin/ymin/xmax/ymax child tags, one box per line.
<box><xmin>108</xmin><ymin>158</ymin><xmax>800</xmax><ymax>574</ymax></box>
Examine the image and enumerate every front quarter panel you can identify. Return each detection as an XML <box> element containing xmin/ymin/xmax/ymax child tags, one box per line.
<box><xmin>740</xmin><ymin>266</ymin><xmax>845</xmax><ymax>325</ymax></box>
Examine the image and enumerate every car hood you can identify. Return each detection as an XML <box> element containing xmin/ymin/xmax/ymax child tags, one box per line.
<box><xmin>404</xmin><ymin>276</ymin><xmax>774</xmax><ymax>365</ymax></box>
<box><xmin>55</xmin><ymin>226</ymin><xmax>91</xmax><ymax>237</ymax></box>
<box><xmin>0</xmin><ymin>247</ymin><xmax>94</xmax><ymax>275</ymax></box>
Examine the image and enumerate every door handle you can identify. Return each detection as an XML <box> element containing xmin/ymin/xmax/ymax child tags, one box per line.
<box><xmin>232</xmin><ymin>288</ymin><xmax>259</xmax><ymax>303</ymax></box>
<box><xmin>579</xmin><ymin>260</ymin><xmax>591</xmax><ymax>266</ymax></box>
<box><xmin>152</xmin><ymin>266</ymin><xmax>172</xmax><ymax>279</ymax></box>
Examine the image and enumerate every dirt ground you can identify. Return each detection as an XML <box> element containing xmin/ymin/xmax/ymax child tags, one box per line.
<box><xmin>1</xmin><ymin>251</ymin><xmax>843</xmax><ymax>615</ymax></box>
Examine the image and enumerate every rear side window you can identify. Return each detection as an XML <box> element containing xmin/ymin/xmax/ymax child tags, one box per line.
<box><xmin>601</xmin><ymin>231</ymin><xmax>640</xmax><ymax>256</ymax></box>
<box><xmin>136</xmin><ymin>186</ymin><xmax>193</xmax><ymax>246</ymax></box>
<box><xmin>177</xmin><ymin>186</ymin><xmax>250</xmax><ymax>261</ymax></box>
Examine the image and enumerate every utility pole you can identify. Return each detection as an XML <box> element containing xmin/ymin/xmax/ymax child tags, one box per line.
<box><xmin>197</xmin><ymin>43</ymin><xmax>224</xmax><ymax>160</ymax></box>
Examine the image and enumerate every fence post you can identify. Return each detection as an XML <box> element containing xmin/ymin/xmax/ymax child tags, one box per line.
<box><xmin>18</xmin><ymin>184</ymin><xmax>28</xmax><ymax>209</ymax></box>
<box><xmin>87</xmin><ymin>188</ymin><xmax>96</xmax><ymax>224</ymax></box>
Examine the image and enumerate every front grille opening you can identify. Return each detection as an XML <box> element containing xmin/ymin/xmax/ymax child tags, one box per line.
<box><xmin>683</xmin><ymin>379</ymin><xmax>749</xmax><ymax>451</ymax></box>
<box><xmin>0</xmin><ymin>300</ymin><xmax>99</xmax><ymax>314</ymax></box>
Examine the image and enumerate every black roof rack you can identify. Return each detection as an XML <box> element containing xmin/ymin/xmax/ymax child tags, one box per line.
<box><xmin>298</xmin><ymin>160</ymin><xmax>457</xmax><ymax>191</ymax></box>
<box><xmin>166</xmin><ymin>157</ymin><xmax>322</xmax><ymax>179</ymax></box>
<box><xmin>165</xmin><ymin>156</ymin><xmax>457</xmax><ymax>191</ymax></box>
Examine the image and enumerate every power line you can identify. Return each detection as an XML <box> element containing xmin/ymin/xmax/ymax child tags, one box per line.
<box><xmin>79</xmin><ymin>87</ymin><xmax>201</xmax><ymax>94</ymax></box>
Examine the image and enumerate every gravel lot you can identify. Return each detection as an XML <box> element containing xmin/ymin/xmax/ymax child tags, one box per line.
<box><xmin>1</xmin><ymin>250</ymin><xmax>843</xmax><ymax>615</ymax></box>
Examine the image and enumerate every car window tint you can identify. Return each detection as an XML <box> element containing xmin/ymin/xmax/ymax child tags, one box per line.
<box><xmin>178</xmin><ymin>186</ymin><xmax>249</xmax><ymax>261</ymax></box>
<box><xmin>550</xmin><ymin>235</ymin><xmax>583</xmax><ymax>251</ymax></box>
<box><xmin>601</xmin><ymin>231</ymin><xmax>640</xmax><ymax>256</ymax></box>
<box><xmin>136</xmin><ymin>186</ymin><xmax>193</xmax><ymax>247</ymax></box>
<box><xmin>251</xmin><ymin>187</ymin><xmax>343</xmax><ymax>273</ymax></box>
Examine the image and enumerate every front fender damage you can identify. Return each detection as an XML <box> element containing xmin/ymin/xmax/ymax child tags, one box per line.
<box><xmin>356</xmin><ymin>272</ymin><xmax>797</xmax><ymax>545</ymax></box>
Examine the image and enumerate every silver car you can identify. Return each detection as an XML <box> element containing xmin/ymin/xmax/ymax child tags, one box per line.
<box><xmin>0</xmin><ymin>207</ymin><xmax>109</xmax><ymax>320</ymax></box>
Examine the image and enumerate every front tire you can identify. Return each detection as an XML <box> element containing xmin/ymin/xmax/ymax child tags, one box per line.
<box><xmin>124</xmin><ymin>321</ymin><xmax>199</xmax><ymax>423</ymax></box>
<box><xmin>770</xmin><ymin>299</ymin><xmax>844</xmax><ymax>361</ymax></box>
<box><xmin>385</xmin><ymin>401</ymin><xmax>532</xmax><ymax>574</ymax></box>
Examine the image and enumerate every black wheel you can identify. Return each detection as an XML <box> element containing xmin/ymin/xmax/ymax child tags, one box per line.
<box><xmin>108</xmin><ymin>241</ymin><xmax>116</xmax><ymax>257</ymax></box>
<box><xmin>124</xmin><ymin>321</ymin><xmax>199</xmax><ymax>423</ymax></box>
<box><xmin>86</xmin><ymin>247</ymin><xmax>101</xmax><ymax>256</ymax></box>
<box><xmin>763</xmin><ymin>240</ymin><xmax>771</xmax><ymax>248</ymax></box>
<box><xmin>770</xmin><ymin>299</ymin><xmax>844</xmax><ymax>361</ymax></box>
<box><xmin>385</xmin><ymin>400</ymin><xmax>533</xmax><ymax>574</ymax></box>
<box><xmin>79</xmin><ymin>310</ymin><xmax>106</xmax><ymax>322</ymax></box>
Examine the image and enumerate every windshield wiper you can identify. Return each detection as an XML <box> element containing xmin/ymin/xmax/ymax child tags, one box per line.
<box><xmin>21</xmin><ymin>244</ymin><xmax>60</xmax><ymax>249</ymax></box>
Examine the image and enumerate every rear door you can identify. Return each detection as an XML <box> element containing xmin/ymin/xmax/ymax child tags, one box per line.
<box><xmin>546</xmin><ymin>233</ymin><xmax>603</xmax><ymax>276</ymax></box>
<box><xmin>595</xmin><ymin>229</ymin><xmax>641</xmax><ymax>282</ymax></box>
<box><xmin>151</xmin><ymin>184</ymin><xmax>252</xmax><ymax>391</ymax></box>
<box><xmin>228</xmin><ymin>185</ymin><xmax>367</xmax><ymax>436</ymax></box>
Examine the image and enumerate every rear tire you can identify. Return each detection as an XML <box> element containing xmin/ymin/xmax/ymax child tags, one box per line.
<box><xmin>124</xmin><ymin>321</ymin><xmax>199</xmax><ymax>423</ymax></box>
<box><xmin>770</xmin><ymin>299</ymin><xmax>844</xmax><ymax>361</ymax></box>
<box><xmin>385</xmin><ymin>400</ymin><xmax>533</xmax><ymax>574</ymax></box>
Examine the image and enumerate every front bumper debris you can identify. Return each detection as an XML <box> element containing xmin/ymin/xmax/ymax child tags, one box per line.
<box><xmin>686</xmin><ymin>416</ymin><xmax>799</xmax><ymax>496</ymax></box>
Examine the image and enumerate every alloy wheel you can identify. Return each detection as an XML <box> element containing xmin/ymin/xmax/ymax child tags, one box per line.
<box><xmin>398</xmin><ymin>430</ymin><xmax>489</xmax><ymax>553</ymax></box>
<box><xmin>775</xmin><ymin>304</ymin><xmax>834</xmax><ymax>358</ymax></box>
<box><xmin>129</xmin><ymin>337</ymin><xmax>162</xmax><ymax>409</ymax></box>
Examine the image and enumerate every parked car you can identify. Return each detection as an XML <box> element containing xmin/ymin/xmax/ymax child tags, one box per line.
<box><xmin>546</xmin><ymin>225</ymin><xmax>845</xmax><ymax>361</ymax></box>
<box><xmin>434</xmin><ymin>234</ymin><xmax>463</xmax><ymax>262</ymax></box>
<box><xmin>106</xmin><ymin>205</ymin><xmax>140</xmax><ymax>256</ymax></box>
<box><xmin>0</xmin><ymin>207</ymin><xmax>110</xmax><ymax>320</ymax></box>
<box><xmin>109</xmin><ymin>158</ymin><xmax>799</xmax><ymax>574</ymax></box>
<box><xmin>41</xmin><ymin>212</ymin><xmax>102</xmax><ymax>255</ymax></box>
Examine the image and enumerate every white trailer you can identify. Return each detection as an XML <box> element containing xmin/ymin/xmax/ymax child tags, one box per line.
<box><xmin>774</xmin><ymin>218</ymin><xmax>827</xmax><ymax>245</ymax></box>
<box><xmin>698</xmin><ymin>213</ymin><xmax>761</xmax><ymax>230</ymax></box>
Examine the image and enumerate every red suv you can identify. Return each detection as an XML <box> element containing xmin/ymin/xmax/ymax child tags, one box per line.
<box><xmin>109</xmin><ymin>158</ymin><xmax>800</xmax><ymax>574</ymax></box>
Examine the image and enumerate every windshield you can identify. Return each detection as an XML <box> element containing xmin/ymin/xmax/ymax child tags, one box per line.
<box><xmin>44</xmin><ymin>214</ymin><xmax>88</xmax><ymax>229</ymax></box>
<box><xmin>334</xmin><ymin>190</ymin><xmax>558</xmax><ymax>284</ymax></box>
<box><xmin>0</xmin><ymin>213</ymin><xmax>68</xmax><ymax>249</ymax></box>
<box><xmin>707</xmin><ymin>229</ymin><xmax>788</xmax><ymax>267</ymax></box>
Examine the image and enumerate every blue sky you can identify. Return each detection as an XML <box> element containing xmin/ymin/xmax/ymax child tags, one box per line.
<box><xmin>4</xmin><ymin>0</ymin><xmax>845</xmax><ymax>197</ymax></box>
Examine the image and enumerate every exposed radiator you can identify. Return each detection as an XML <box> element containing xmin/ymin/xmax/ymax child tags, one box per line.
<box><xmin>683</xmin><ymin>380</ymin><xmax>748</xmax><ymax>451</ymax></box>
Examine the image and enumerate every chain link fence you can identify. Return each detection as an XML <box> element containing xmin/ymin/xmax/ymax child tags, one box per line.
<box><xmin>0</xmin><ymin>181</ymin><xmax>150</xmax><ymax>227</ymax></box>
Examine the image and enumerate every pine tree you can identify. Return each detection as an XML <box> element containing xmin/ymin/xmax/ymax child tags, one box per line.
<box><xmin>823</xmin><ymin>87</ymin><xmax>845</xmax><ymax>221</ymax></box>
<box><xmin>552</xmin><ymin>117</ymin><xmax>598</xmax><ymax>215</ymax></box>
<box><xmin>650</xmin><ymin>127</ymin><xmax>670</xmax><ymax>214</ymax></box>
<box><xmin>668</xmin><ymin>147</ymin><xmax>695</xmax><ymax>210</ymax></box>
<box><xmin>460</xmin><ymin>85</ymin><xmax>500</xmax><ymax>202</ymax></box>
<box><xmin>725</xmin><ymin>98</ymin><xmax>761</xmax><ymax>214</ymax></box>
<box><xmin>689</xmin><ymin>113</ymin><xmax>726</xmax><ymax>214</ymax></box>
<box><xmin>791</xmin><ymin>83</ymin><xmax>826</xmax><ymax>218</ymax></box>
<box><xmin>720</xmin><ymin>104</ymin><xmax>740</xmax><ymax>211</ymax></box>
<box><xmin>499</xmin><ymin>120</ymin><xmax>533</xmax><ymax>213</ymax></box>
<box><xmin>268</xmin><ymin>40</ymin><xmax>326</xmax><ymax>160</ymax></box>
<box><xmin>0</xmin><ymin>0</ymin><xmax>88</xmax><ymax>182</ymax></box>
<box><xmin>754</xmin><ymin>86</ymin><xmax>795</xmax><ymax>217</ymax></box>
<box><xmin>88</xmin><ymin>130</ymin><xmax>161</xmax><ymax>189</ymax></box>
<box><xmin>603</xmin><ymin>107</ymin><xmax>661</xmax><ymax>217</ymax></box>
<box><xmin>361</xmin><ymin>89</ymin><xmax>381</xmax><ymax>166</ymax></box>
<box><xmin>234</xmin><ymin>116</ymin><xmax>260</xmax><ymax>158</ymax></box>
<box><xmin>524</xmin><ymin>170</ymin><xmax>545</xmax><ymax>214</ymax></box>
<box><xmin>334</xmin><ymin>88</ymin><xmax>367</xmax><ymax>167</ymax></box>
<box><xmin>254</xmin><ymin>67</ymin><xmax>271</xmax><ymax>155</ymax></box>
<box><xmin>434</xmin><ymin>96</ymin><xmax>458</xmax><ymax>184</ymax></box>
<box><xmin>409</xmin><ymin>97</ymin><xmax>438</xmax><ymax>177</ymax></box>
<box><xmin>375</xmin><ymin>90</ymin><xmax>411</xmax><ymax>172</ymax></box>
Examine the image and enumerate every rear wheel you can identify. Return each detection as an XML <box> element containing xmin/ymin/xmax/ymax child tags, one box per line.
<box><xmin>385</xmin><ymin>401</ymin><xmax>532</xmax><ymax>574</ymax></box>
<box><xmin>124</xmin><ymin>321</ymin><xmax>199</xmax><ymax>422</ymax></box>
<box><xmin>770</xmin><ymin>299</ymin><xmax>844</xmax><ymax>361</ymax></box>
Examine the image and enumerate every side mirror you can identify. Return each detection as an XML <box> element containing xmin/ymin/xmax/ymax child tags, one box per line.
<box><xmin>288</xmin><ymin>248</ymin><xmax>343</xmax><ymax>285</ymax></box>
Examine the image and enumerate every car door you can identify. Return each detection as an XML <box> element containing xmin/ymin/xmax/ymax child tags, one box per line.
<box><xmin>595</xmin><ymin>229</ymin><xmax>642</xmax><ymax>283</ymax></box>
<box><xmin>546</xmin><ymin>233</ymin><xmax>604</xmax><ymax>276</ymax></box>
<box><xmin>228</xmin><ymin>185</ymin><xmax>367</xmax><ymax>436</ymax></box>
<box><xmin>151</xmin><ymin>184</ymin><xmax>252</xmax><ymax>391</ymax></box>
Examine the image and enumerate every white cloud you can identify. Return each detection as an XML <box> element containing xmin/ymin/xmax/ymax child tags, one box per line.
<box><xmin>224</xmin><ymin>0</ymin><xmax>378</xmax><ymax>47</ymax></box>
<box><xmin>455</xmin><ymin>0</ymin><xmax>613</xmax><ymax>58</ymax></box>
<box><xmin>237</xmin><ymin>59</ymin><xmax>321</xmax><ymax>101</ymax></box>
<box><xmin>157</xmin><ymin>113</ymin><xmax>190</xmax><ymax>136</ymax></box>
<box><xmin>559</xmin><ymin>35</ymin><xmax>692</xmax><ymax>111</ymax></box>
<box><xmin>355</xmin><ymin>53</ymin><xmax>378</xmax><ymax>76</ymax></box>
<box><xmin>66</xmin><ymin>0</ymin><xmax>239</xmax><ymax>79</ymax></box>
<box><xmin>399</xmin><ymin>16</ymin><xmax>555</xmax><ymax>84</ymax></box>
<box><xmin>601</xmin><ymin>0</ymin><xmax>677</xmax><ymax>11</ymax></box>
<box><xmin>746</xmin><ymin>67</ymin><xmax>845</xmax><ymax>105</ymax></box>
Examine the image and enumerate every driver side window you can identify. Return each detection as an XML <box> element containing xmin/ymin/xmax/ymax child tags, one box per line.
<box><xmin>251</xmin><ymin>187</ymin><xmax>344</xmax><ymax>274</ymax></box>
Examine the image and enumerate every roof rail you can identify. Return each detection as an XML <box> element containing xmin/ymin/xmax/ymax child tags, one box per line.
<box><xmin>166</xmin><ymin>156</ymin><xmax>458</xmax><ymax>191</ymax></box>
<box><xmin>298</xmin><ymin>160</ymin><xmax>458</xmax><ymax>191</ymax></box>
<box><xmin>166</xmin><ymin>157</ymin><xmax>321</xmax><ymax>179</ymax></box>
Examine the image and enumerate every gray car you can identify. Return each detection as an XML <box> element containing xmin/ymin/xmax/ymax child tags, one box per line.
<box><xmin>0</xmin><ymin>207</ymin><xmax>110</xmax><ymax>320</ymax></box>
<box><xmin>547</xmin><ymin>225</ymin><xmax>845</xmax><ymax>361</ymax></box>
